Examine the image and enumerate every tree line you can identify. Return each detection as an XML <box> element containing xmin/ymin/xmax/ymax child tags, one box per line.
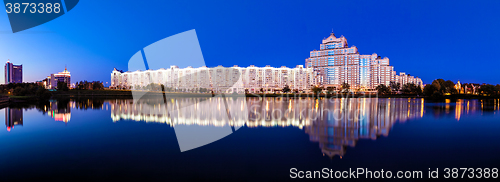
<box><xmin>1</xmin><ymin>83</ymin><xmax>52</xmax><ymax>100</ymax></box>
<box><xmin>74</xmin><ymin>81</ymin><xmax>104</xmax><ymax>90</ymax></box>
<box><xmin>376</xmin><ymin>81</ymin><xmax>422</xmax><ymax>95</ymax></box>
<box><xmin>423</xmin><ymin>79</ymin><xmax>500</xmax><ymax>96</ymax></box>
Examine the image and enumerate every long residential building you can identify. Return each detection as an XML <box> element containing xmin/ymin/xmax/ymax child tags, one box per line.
<box><xmin>306</xmin><ymin>33</ymin><xmax>422</xmax><ymax>91</ymax></box>
<box><xmin>111</xmin><ymin>65</ymin><xmax>311</xmax><ymax>93</ymax></box>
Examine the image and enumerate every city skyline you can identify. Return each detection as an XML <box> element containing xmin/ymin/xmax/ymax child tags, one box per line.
<box><xmin>1</xmin><ymin>0</ymin><xmax>499</xmax><ymax>85</ymax></box>
<box><xmin>110</xmin><ymin>32</ymin><xmax>423</xmax><ymax>92</ymax></box>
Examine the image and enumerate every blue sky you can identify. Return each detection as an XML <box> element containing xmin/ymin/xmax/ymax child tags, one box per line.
<box><xmin>1</xmin><ymin>0</ymin><xmax>499</xmax><ymax>85</ymax></box>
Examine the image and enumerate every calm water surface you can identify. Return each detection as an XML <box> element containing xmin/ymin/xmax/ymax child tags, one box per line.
<box><xmin>1</xmin><ymin>98</ymin><xmax>500</xmax><ymax>181</ymax></box>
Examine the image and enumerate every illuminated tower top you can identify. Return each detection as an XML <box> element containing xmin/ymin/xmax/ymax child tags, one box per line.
<box><xmin>320</xmin><ymin>32</ymin><xmax>348</xmax><ymax>50</ymax></box>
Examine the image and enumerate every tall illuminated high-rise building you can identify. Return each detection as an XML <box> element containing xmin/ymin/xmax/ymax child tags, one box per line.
<box><xmin>5</xmin><ymin>61</ymin><xmax>23</xmax><ymax>84</ymax></box>
<box><xmin>306</xmin><ymin>32</ymin><xmax>422</xmax><ymax>91</ymax></box>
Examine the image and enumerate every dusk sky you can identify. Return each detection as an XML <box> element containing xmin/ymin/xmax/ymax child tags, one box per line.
<box><xmin>1</xmin><ymin>0</ymin><xmax>499</xmax><ymax>85</ymax></box>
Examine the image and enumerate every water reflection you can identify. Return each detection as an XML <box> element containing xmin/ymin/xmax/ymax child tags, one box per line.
<box><xmin>3</xmin><ymin>99</ymin><xmax>107</xmax><ymax>127</ymax></box>
<box><xmin>304</xmin><ymin>98</ymin><xmax>425</xmax><ymax>158</ymax></box>
<box><xmin>4</xmin><ymin>98</ymin><xmax>500</xmax><ymax>157</ymax></box>
<box><xmin>5</xmin><ymin>108</ymin><xmax>23</xmax><ymax>132</ymax></box>
<box><xmin>46</xmin><ymin>100</ymin><xmax>72</xmax><ymax>122</ymax></box>
<box><xmin>108</xmin><ymin>97</ymin><xmax>500</xmax><ymax>158</ymax></box>
<box><xmin>109</xmin><ymin>97</ymin><xmax>426</xmax><ymax>157</ymax></box>
<box><xmin>429</xmin><ymin>99</ymin><xmax>500</xmax><ymax>121</ymax></box>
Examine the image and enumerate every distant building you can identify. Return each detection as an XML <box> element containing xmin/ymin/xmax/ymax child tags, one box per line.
<box><xmin>45</xmin><ymin>67</ymin><xmax>71</xmax><ymax>89</ymax></box>
<box><xmin>455</xmin><ymin>80</ymin><xmax>463</xmax><ymax>94</ymax></box>
<box><xmin>5</xmin><ymin>108</ymin><xmax>23</xmax><ymax>132</ymax></box>
<box><xmin>5</xmin><ymin>61</ymin><xmax>22</xmax><ymax>84</ymax></box>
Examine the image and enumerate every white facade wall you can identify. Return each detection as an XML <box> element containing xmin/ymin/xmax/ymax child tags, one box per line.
<box><xmin>111</xmin><ymin>65</ymin><xmax>311</xmax><ymax>93</ymax></box>
<box><xmin>395</xmin><ymin>72</ymin><xmax>423</xmax><ymax>88</ymax></box>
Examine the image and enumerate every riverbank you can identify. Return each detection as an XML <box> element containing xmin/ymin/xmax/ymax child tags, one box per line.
<box><xmin>49</xmin><ymin>90</ymin><xmax>500</xmax><ymax>100</ymax></box>
<box><xmin>51</xmin><ymin>90</ymin><xmax>133</xmax><ymax>99</ymax></box>
<box><xmin>2</xmin><ymin>90</ymin><xmax>499</xmax><ymax>106</ymax></box>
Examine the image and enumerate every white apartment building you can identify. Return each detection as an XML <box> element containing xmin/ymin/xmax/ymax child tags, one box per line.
<box><xmin>111</xmin><ymin>65</ymin><xmax>311</xmax><ymax>93</ymax></box>
<box><xmin>395</xmin><ymin>72</ymin><xmax>422</xmax><ymax>87</ymax></box>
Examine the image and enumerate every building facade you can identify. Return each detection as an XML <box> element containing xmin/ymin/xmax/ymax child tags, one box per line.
<box><xmin>44</xmin><ymin>67</ymin><xmax>71</xmax><ymax>89</ymax></box>
<box><xmin>5</xmin><ymin>61</ymin><xmax>22</xmax><ymax>84</ymax></box>
<box><xmin>111</xmin><ymin>65</ymin><xmax>311</xmax><ymax>93</ymax></box>
<box><xmin>306</xmin><ymin>33</ymin><xmax>422</xmax><ymax>91</ymax></box>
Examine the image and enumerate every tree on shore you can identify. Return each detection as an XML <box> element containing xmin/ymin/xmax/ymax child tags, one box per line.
<box><xmin>479</xmin><ymin>84</ymin><xmax>498</xmax><ymax>95</ymax></box>
<box><xmin>3</xmin><ymin>83</ymin><xmax>52</xmax><ymax>100</ymax></box>
<box><xmin>389</xmin><ymin>81</ymin><xmax>400</xmax><ymax>93</ymax></box>
<box><xmin>311</xmin><ymin>86</ymin><xmax>322</xmax><ymax>94</ymax></box>
<box><xmin>376</xmin><ymin>84</ymin><xmax>391</xmax><ymax>95</ymax></box>
<box><xmin>402</xmin><ymin>83</ymin><xmax>421</xmax><ymax>95</ymax></box>
<box><xmin>76</xmin><ymin>81</ymin><xmax>104</xmax><ymax>90</ymax></box>
<box><xmin>427</xmin><ymin>79</ymin><xmax>457</xmax><ymax>95</ymax></box>
<box><xmin>341</xmin><ymin>82</ymin><xmax>350</xmax><ymax>93</ymax></box>
<box><xmin>443</xmin><ymin>80</ymin><xmax>457</xmax><ymax>94</ymax></box>
<box><xmin>57</xmin><ymin>81</ymin><xmax>69</xmax><ymax>91</ymax></box>
<box><xmin>92</xmin><ymin>81</ymin><xmax>104</xmax><ymax>90</ymax></box>
<box><xmin>326</xmin><ymin>86</ymin><xmax>335</xmax><ymax>94</ymax></box>
<box><xmin>282</xmin><ymin>85</ymin><xmax>291</xmax><ymax>93</ymax></box>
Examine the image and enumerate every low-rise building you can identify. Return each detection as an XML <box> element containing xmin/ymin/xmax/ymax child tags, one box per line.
<box><xmin>44</xmin><ymin>67</ymin><xmax>71</xmax><ymax>89</ymax></box>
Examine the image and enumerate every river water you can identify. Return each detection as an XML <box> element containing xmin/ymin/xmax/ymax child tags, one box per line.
<box><xmin>1</xmin><ymin>98</ymin><xmax>499</xmax><ymax>181</ymax></box>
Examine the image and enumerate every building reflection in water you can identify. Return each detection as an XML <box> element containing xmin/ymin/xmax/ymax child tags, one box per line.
<box><xmin>41</xmin><ymin>99</ymin><xmax>105</xmax><ymax>123</ymax></box>
<box><xmin>109</xmin><ymin>97</ymin><xmax>430</xmax><ymax>158</ymax></box>
<box><xmin>109</xmin><ymin>97</ymin><xmax>248</xmax><ymax>127</ymax></box>
<box><xmin>5</xmin><ymin>108</ymin><xmax>23</xmax><ymax>132</ymax></box>
<box><xmin>45</xmin><ymin>100</ymin><xmax>72</xmax><ymax>123</ymax></box>
<box><xmin>304</xmin><ymin>98</ymin><xmax>424</xmax><ymax>158</ymax></box>
<box><xmin>431</xmin><ymin>99</ymin><xmax>500</xmax><ymax>121</ymax></box>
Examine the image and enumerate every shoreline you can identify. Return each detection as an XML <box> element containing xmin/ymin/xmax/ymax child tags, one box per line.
<box><xmin>4</xmin><ymin>90</ymin><xmax>499</xmax><ymax>104</ymax></box>
<box><xmin>36</xmin><ymin>90</ymin><xmax>500</xmax><ymax>99</ymax></box>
